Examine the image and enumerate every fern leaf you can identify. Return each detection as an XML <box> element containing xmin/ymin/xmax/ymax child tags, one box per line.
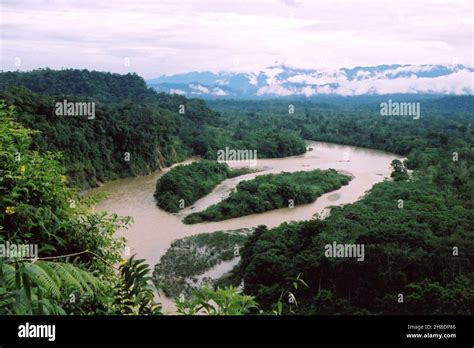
<box><xmin>22</xmin><ymin>263</ymin><xmax>61</xmax><ymax>299</ymax></box>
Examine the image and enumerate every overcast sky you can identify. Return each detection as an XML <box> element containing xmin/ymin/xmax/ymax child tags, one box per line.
<box><xmin>0</xmin><ymin>0</ymin><xmax>472</xmax><ymax>78</ymax></box>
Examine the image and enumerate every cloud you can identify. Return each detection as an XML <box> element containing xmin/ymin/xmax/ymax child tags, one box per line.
<box><xmin>212</xmin><ymin>87</ymin><xmax>227</xmax><ymax>96</ymax></box>
<box><xmin>280</xmin><ymin>0</ymin><xmax>302</xmax><ymax>7</ymax></box>
<box><xmin>253</xmin><ymin>65</ymin><xmax>474</xmax><ymax>96</ymax></box>
<box><xmin>190</xmin><ymin>84</ymin><xmax>209</xmax><ymax>94</ymax></box>
<box><xmin>257</xmin><ymin>84</ymin><xmax>294</xmax><ymax>96</ymax></box>
<box><xmin>0</xmin><ymin>0</ymin><xmax>472</xmax><ymax>77</ymax></box>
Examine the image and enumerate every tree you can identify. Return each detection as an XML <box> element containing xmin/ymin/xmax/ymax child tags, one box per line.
<box><xmin>390</xmin><ymin>159</ymin><xmax>409</xmax><ymax>181</ymax></box>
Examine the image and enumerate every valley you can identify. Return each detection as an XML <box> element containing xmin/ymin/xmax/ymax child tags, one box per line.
<box><xmin>91</xmin><ymin>140</ymin><xmax>403</xmax><ymax>312</ymax></box>
<box><xmin>1</xmin><ymin>68</ymin><xmax>472</xmax><ymax>317</ymax></box>
<box><xmin>1</xmin><ymin>0</ymin><xmax>473</xmax><ymax>343</ymax></box>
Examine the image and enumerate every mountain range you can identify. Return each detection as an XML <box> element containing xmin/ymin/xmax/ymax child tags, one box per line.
<box><xmin>147</xmin><ymin>64</ymin><xmax>474</xmax><ymax>99</ymax></box>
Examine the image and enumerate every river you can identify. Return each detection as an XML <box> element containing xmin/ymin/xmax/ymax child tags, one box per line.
<box><xmin>90</xmin><ymin>140</ymin><xmax>403</xmax><ymax>312</ymax></box>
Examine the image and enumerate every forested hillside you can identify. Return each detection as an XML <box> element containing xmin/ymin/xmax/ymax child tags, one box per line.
<box><xmin>0</xmin><ymin>87</ymin><xmax>192</xmax><ymax>187</ymax></box>
<box><xmin>237</xmin><ymin>177</ymin><xmax>474</xmax><ymax>314</ymax></box>
<box><xmin>0</xmin><ymin>69</ymin><xmax>158</xmax><ymax>103</ymax></box>
<box><xmin>0</xmin><ymin>102</ymin><xmax>161</xmax><ymax>314</ymax></box>
<box><xmin>0</xmin><ymin>70</ymin><xmax>306</xmax><ymax>188</ymax></box>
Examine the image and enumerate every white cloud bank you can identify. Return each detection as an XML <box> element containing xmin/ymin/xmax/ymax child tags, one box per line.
<box><xmin>254</xmin><ymin>65</ymin><xmax>474</xmax><ymax>96</ymax></box>
<box><xmin>0</xmin><ymin>0</ymin><xmax>472</xmax><ymax>78</ymax></box>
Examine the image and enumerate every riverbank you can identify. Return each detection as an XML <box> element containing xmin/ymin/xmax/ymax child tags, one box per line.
<box><xmin>91</xmin><ymin>140</ymin><xmax>403</xmax><ymax>312</ymax></box>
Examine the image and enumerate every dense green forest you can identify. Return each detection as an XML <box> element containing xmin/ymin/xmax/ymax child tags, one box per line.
<box><xmin>213</xmin><ymin>99</ymin><xmax>474</xmax><ymax>315</ymax></box>
<box><xmin>1</xmin><ymin>68</ymin><xmax>473</xmax><ymax>316</ymax></box>
<box><xmin>0</xmin><ymin>102</ymin><xmax>252</xmax><ymax>315</ymax></box>
<box><xmin>0</xmin><ymin>87</ymin><xmax>192</xmax><ymax>187</ymax></box>
<box><xmin>0</xmin><ymin>69</ymin><xmax>158</xmax><ymax>103</ymax></box>
<box><xmin>0</xmin><ymin>102</ymin><xmax>159</xmax><ymax>314</ymax></box>
<box><xmin>236</xmin><ymin>176</ymin><xmax>474</xmax><ymax>314</ymax></box>
<box><xmin>209</xmin><ymin>98</ymin><xmax>473</xmax><ymax>160</ymax></box>
<box><xmin>154</xmin><ymin>160</ymin><xmax>250</xmax><ymax>212</ymax></box>
<box><xmin>0</xmin><ymin>70</ymin><xmax>306</xmax><ymax>188</ymax></box>
<box><xmin>184</xmin><ymin>169</ymin><xmax>350</xmax><ymax>224</ymax></box>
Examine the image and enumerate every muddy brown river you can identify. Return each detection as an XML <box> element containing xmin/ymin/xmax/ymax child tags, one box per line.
<box><xmin>90</xmin><ymin>141</ymin><xmax>403</xmax><ymax>312</ymax></box>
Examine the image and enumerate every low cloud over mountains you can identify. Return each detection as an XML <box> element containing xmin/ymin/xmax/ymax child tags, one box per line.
<box><xmin>148</xmin><ymin>64</ymin><xmax>474</xmax><ymax>98</ymax></box>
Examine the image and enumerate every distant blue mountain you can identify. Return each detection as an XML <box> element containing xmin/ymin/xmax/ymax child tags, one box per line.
<box><xmin>147</xmin><ymin>64</ymin><xmax>473</xmax><ymax>98</ymax></box>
